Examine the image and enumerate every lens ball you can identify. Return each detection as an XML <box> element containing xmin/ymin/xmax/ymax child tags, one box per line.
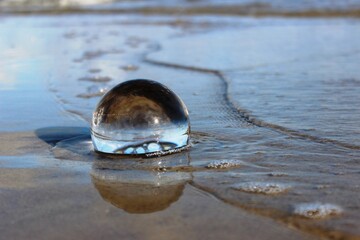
<box><xmin>91</xmin><ymin>79</ymin><xmax>190</xmax><ymax>156</ymax></box>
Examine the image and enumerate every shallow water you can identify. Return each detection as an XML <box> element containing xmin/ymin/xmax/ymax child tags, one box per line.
<box><xmin>0</xmin><ymin>9</ymin><xmax>360</xmax><ymax>240</ymax></box>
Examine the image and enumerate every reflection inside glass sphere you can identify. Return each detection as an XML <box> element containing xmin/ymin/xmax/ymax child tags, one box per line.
<box><xmin>91</xmin><ymin>79</ymin><xmax>190</xmax><ymax>156</ymax></box>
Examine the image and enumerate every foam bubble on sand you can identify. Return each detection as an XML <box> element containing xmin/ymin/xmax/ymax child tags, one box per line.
<box><xmin>231</xmin><ymin>182</ymin><xmax>290</xmax><ymax>194</ymax></box>
<box><xmin>206</xmin><ymin>160</ymin><xmax>242</xmax><ymax>169</ymax></box>
<box><xmin>293</xmin><ymin>203</ymin><xmax>343</xmax><ymax>219</ymax></box>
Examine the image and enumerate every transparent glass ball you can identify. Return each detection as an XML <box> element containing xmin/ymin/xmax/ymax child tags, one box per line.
<box><xmin>91</xmin><ymin>79</ymin><xmax>190</xmax><ymax>155</ymax></box>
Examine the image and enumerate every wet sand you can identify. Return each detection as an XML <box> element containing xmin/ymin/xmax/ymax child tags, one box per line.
<box><xmin>0</xmin><ymin>133</ymin><xmax>313</xmax><ymax>240</ymax></box>
<box><xmin>1</xmin><ymin>4</ymin><xmax>360</xmax><ymax>240</ymax></box>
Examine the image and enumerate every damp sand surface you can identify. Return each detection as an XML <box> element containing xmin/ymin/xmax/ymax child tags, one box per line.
<box><xmin>0</xmin><ymin>10</ymin><xmax>360</xmax><ymax>240</ymax></box>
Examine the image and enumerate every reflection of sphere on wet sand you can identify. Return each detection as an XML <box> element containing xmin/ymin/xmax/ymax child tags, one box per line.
<box><xmin>91</xmin><ymin>169</ymin><xmax>191</xmax><ymax>214</ymax></box>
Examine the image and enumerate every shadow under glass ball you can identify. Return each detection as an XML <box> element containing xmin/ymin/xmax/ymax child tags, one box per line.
<box><xmin>91</xmin><ymin>79</ymin><xmax>190</xmax><ymax>155</ymax></box>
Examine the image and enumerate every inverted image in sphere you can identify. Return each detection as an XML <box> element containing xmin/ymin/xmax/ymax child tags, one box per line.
<box><xmin>91</xmin><ymin>79</ymin><xmax>190</xmax><ymax>155</ymax></box>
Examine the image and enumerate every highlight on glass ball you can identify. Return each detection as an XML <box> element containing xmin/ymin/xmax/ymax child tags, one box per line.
<box><xmin>91</xmin><ymin>79</ymin><xmax>190</xmax><ymax>156</ymax></box>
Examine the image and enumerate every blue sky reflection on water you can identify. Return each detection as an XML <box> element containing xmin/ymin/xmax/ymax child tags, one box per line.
<box><xmin>0</xmin><ymin>19</ymin><xmax>82</xmax><ymax>131</ymax></box>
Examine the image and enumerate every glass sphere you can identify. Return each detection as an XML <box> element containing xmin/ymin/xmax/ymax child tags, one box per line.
<box><xmin>91</xmin><ymin>79</ymin><xmax>190</xmax><ymax>155</ymax></box>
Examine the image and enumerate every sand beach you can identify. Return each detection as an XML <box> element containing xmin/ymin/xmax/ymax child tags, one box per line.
<box><xmin>1</xmin><ymin>1</ymin><xmax>360</xmax><ymax>239</ymax></box>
